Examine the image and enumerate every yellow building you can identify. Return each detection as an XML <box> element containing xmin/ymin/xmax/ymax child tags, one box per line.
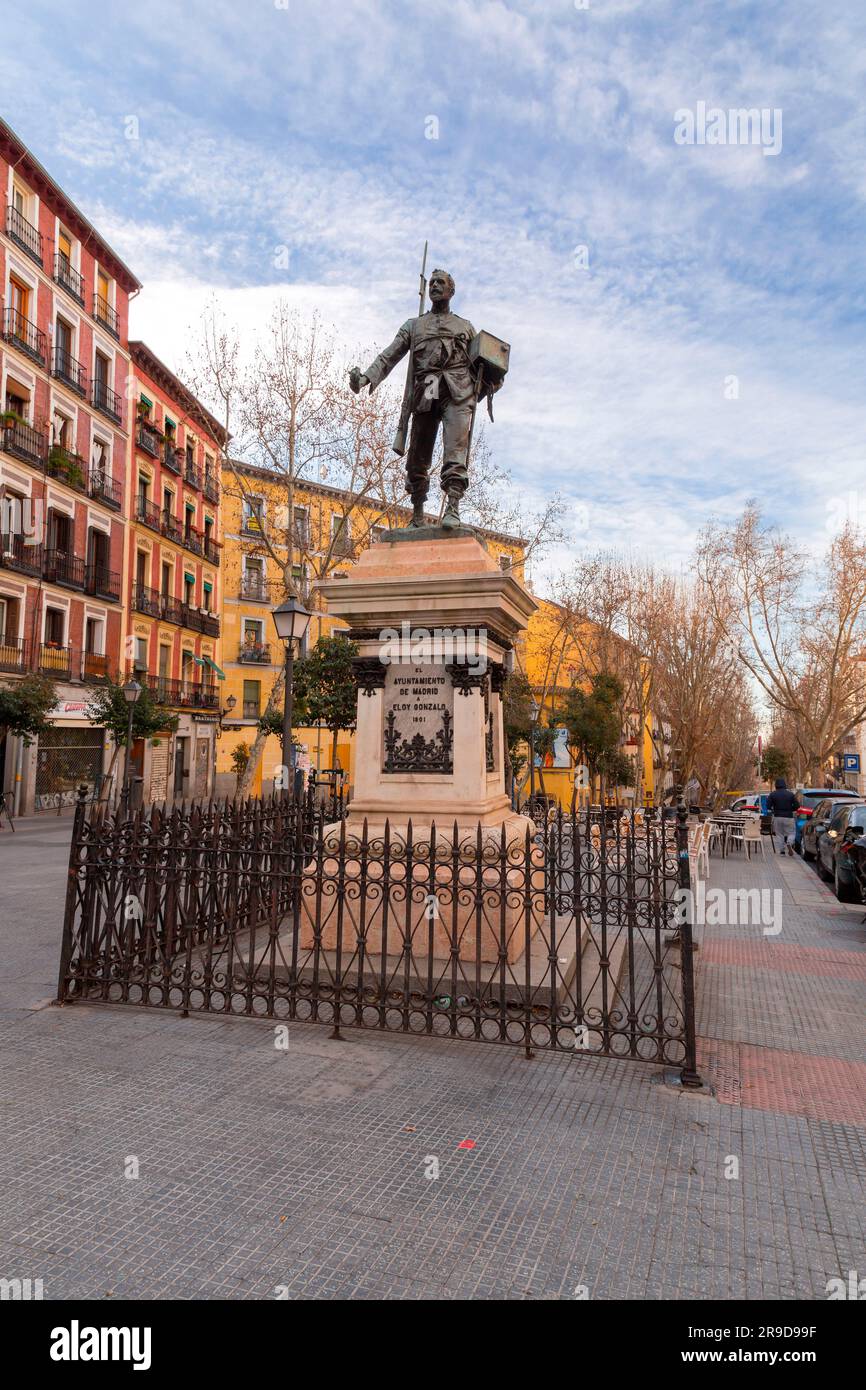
<box><xmin>215</xmin><ymin>463</ymin><xmax>525</xmax><ymax>796</ymax></box>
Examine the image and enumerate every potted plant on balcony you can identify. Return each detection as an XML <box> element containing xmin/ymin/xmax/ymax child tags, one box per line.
<box><xmin>0</xmin><ymin>409</ymin><xmax>24</xmax><ymax>429</ymax></box>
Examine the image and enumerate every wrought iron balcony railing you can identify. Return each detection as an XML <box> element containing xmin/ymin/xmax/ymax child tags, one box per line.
<box><xmin>0</xmin><ymin>635</ymin><xmax>28</xmax><ymax>674</ymax></box>
<box><xmin>203</xmin><ymin>472</ymin><xmax>220</xmax><ymax>503</ymax></box>
<box><xmin>240</xmin><ymin>575</ymin><xmax>270</xmax><ymax>602</ymax></box>
<box><xmin>135</xmin><ymin>497</ymin><xmax>162</xmax><ymax>533</ymax></box>
<box><xmin>0</xmin><ymin>534</ymin><xmax>42</xmax><ymax>577</ymax></box>
<box><xmin>43</xmin><ymin>548</ymin><xmax>86</xmax><ymax>589</ymax></box>
<box><xmin>82</xmin><ymin>651</ymin><xmax>110</xmax><ymax>682</ymax></box>
<box><xmin>140</xmin><ymin>673</ymin><xmax>219</xmax><ymax>710</ymax></box>
<box><xmin>89</xmin><ymin>470</ymin><xmax>122</xmax><ymax>510</ymax></box>
<box><xmin>136</xmin><ymin>424</ymin><xmax>159</xmax><ymax>458</ymax></box>
<box><xmin>1</xmin><ymin>307</ymin><xmax>47</xmax><ymax>366</ymax></box>
<box><xmin>38</xmin><ymin>643</ymin><xmax>72</xmax><ymax>677</ymax></box>
<box><xmin>1</xmin><ymin>418</ymin><xmax>48</xmax><ymax>467</ymax></box>
<box><xmin>183</xmin><ymin>527</ymin><xmax>203</xmax><ymax>556</ymax></box>
<box><xmin>160</xmin><ymin>596</ymin><xmax>184</xmax><ymax>626</ymax></box>
<box><xmin>91</xmin><ymin>377</ymin><xmax>123</xmax><ymax>424</ymax></box>
<box><xmin>203</xmin><ymin>538</ymin><xmax>220</xmax><ymax>566</ymax></box>
<box><xmin>6</xmin><ymin>205</ymin><xmax>43</xmax><ymax>265</ymax></box>
<box><xmin>242</xmin><ymin>700</ymin><xmax>260</xmax><ymax>720</ymax></box>
<box><xmin>52</xmin><ymin>346</ymin><xmax>87</xmax><ymax>396</ymax></box>
<box><xmin>163</xmin><ymin>443</ymin><xmax>182</xmax><ymax>474</ymax></box>
<box><xmin>161</xmin><ymin>510</ymin><xmax>182</xmax><ymax>544</ymax></box>
<box><xmin>93</xmin><ymin>294</ymin><xmax>119</xmax><ymax>338</ymax></box>
<box><xmin>133</xmin><ymin>584</ymin><xmax>162</xmax><ymax>618</ymax></box>
<box><xmin>238</xmin><ymin>642</ymin><xmax>272</xmax><ymax>664</ymax></box>
<box><xmin>84</xmin><ymin>564</ymin><xmax>120</xmax><ymax>602</ymax></box>
<box><xmin>184</xmin><ymin>461</ymin><xmax>202</xmax><ymax>491</ymax></box>
<box><xmin>54</xmin><ymin>253</ymin><xmax>85</xmax><ymax>305</ymax></box>
<box><xmin>46</xmin><ymin>445</ymin><xmax>87</xmax><ymax>492</ymax></box>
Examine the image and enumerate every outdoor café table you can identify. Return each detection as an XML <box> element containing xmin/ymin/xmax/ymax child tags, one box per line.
<box><xmin>710</xmin><ymin>815</ymin><xmax>746</xmax><ymax>858</ymax></box>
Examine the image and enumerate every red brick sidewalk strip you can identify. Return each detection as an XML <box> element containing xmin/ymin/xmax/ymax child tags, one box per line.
<box><xmin>701</xmin><ymin>937</ymin><xmax>866</xmax><ymax>982</ymax></box>
<box><xmin>699</xmin><ymin>1037</ymin><xmax>866</xmax><ymax>1126</ymax></box>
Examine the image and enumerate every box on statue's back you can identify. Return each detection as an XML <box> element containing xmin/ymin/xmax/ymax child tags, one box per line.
<box><xmin>298</xmin><ymin>529</ymin><xmax>543</xmax><ymax>964</ymax></box>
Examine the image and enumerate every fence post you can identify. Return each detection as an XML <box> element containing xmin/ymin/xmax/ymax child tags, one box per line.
<box><xmin>675</xmin><ymin>798</ymin><xmax>703</xmax><ymax>1088</ymax></box>
<box><xmin>55</xmin><ymin>786</ymin><xmax>89</xmax><ymax>1003</ymax></box>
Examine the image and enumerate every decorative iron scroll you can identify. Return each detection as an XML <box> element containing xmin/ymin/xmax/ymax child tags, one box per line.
<box><xmin>490</xmin><ymin>662</ymin><xmax>507</xmax><ymax>694</ymax></box>
<box><xmin>446</xmin><ymin>663</ymin><xmax>489</xmax><ymax>697</ymax></box>
<box><xmin>383</xmin><ymin>708</ymin><xmax>453</xmax><ymax>773</ymax></box>
<box><xmin>353</xmin><ymin>657</ymin><xmax>387</xmax><ymax>696</ymax></box>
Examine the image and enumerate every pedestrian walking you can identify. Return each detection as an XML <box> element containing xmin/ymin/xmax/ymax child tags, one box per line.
<box><xmin>767</xmin><ymin>777</ymin><xmax>800</xmax><ymax>855</ymax></box>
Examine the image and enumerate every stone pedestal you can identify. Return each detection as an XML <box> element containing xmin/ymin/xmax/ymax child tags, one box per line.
<box><xmin>315</xmin><ymin>529</ymin><xmax>538</xmax><ymax>837</ymax></box>
<box><xmin>298</xmin><ymin>531</ymin><xmax>542</xmax><ymax>964</ymax></box>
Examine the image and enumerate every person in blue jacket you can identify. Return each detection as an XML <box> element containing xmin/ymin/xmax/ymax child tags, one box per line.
<box><xmin>767</xmin><ymin>778</ymin><xmax>800</xmax><ymax>855</ymax></box>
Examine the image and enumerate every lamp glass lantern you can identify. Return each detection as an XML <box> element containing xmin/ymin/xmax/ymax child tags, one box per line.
<box><xmin>272</xmin><ymin>597</ymin><xmax>312</xmax><ymax>645</ymax></box>
<box><xmin>123</xmin><ymin>679</ymin><xmax>142</xmax><ymax>705</ymax></box>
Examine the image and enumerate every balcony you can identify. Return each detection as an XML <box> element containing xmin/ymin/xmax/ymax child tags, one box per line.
<box><xmin>184</xmin><ymin>460</ymin><xmax>202</xmax><ymax>491</ymax></box>
<box><xmin>54</xmin><ymin>253</ymin><xmax>85</xmax><ymax>306</ymax></box>
<box><xmin>93</xmin><ymin>294</ymin><xmax>119</xmax><ymax>339</ymax></box>
<box><xmin>1</xmin><ymin>418</ymin><xmax>48</xmax><ymax>467</ymax></box>
<box><xmin>91</xmin><ymin>377</ymin><xmax>123</xmax><ymax>425</ymax></box>
<box><xmin>89</xmin><ymin>470</ymin><xmax>122</xmax><ymax>510</ymax></box>
<box><xmin>331</xmin><ymin>533</ymin><xmax>354</xmax><ymax>558</ymax></box>
<box><xmin>85</xmin><ymin>564</ymin><xmax>120</xmax><ymax>602</ymax></box>
<box><xmin>0</xmin><ymin>636</ymin><xmax>28</xmax><ymax>674</ymax></box>
<box><xmin>136</xmin><ymin>424</ymin><xmax>160</xmax><ymax>458</ymax></box>
<box><xmin>200</xmin><ymin>611</ymin><xmax>220</xmax><ymax>637</ymax></box>
<box><xmin>161</xmin><ymin>510</ymin><xmax>182</xmax><ymax>544</ymax></box>
<box><xmin>163</xmin><ymin>443</ymin><xmax>182</xmax><ymax>475</ymax></box>
<box><xmin>203</xmin><ymin>537</ymin><xmax>220</xmax><ymax>566</ymax></box>
<box><xmin>52</xmin><ymin>346</ymin><xmax>87</xmax><ymax>397</ymax></box>
<box><xmin>203</xmin><ymin>472</ymin><xmax>219</xmax><ymax>504</ymax></box>
<box><xmin>0</xmin><ymin>534</ymin><xmax>42</xmax><ymax>578</ymax></box>
<box><xmin>135</xmin><ymin>497</ymin><xmax>162</xmax><ymax>533</ymax></box>
<box><xmin>142</xmin><ymin>673</ymin><xmax>219</xmax><ymax>710</ymax></box>
<box><xmin>1</xmin><ymin>307</ymin><xmax>47</xmax><ymax>366</ymax></box>
<box><xmin>134</xmin><ymin>584</ymin><xmax>162</xmax><ymax>619</ymax></box>
<box><xmin>240</xmin><ymin>575</ymin><xmax>270</xmax><ymax>603</ymax></box>
<box><xmin>238</xmin><ymin>642</ymin><xmax>272</xmax><ymax>664</ymax></box>
<box><xmin>43</xmin><ymin>548</ymin><xmax>86</xmax><ymax>590</ymax></box>
<box><xmin>183</xmin><ymin>526</ymin><xmax>203</xmax><ymax>557</ymax></box>
<box><xmin>293</xmin><ymin>521</ymin><xmax>310</xmax><ymax>549</ymax></box>
<box><xmin>46</xmin><ymin>445</ymin><xmax>87</xmax><ymax>492</ymax></box>
<box><xmin>242</xmin><ymin>700</ymin><xmax>260</xmax><ymax>720</ymax></box>
<box><xmin>38</xmin><ymin>643</ymin><xmax>72</xmax><ymax>678</ymax></box>
<box><xmin>6</xmin><ymin>205</ymin><xmax>43</xmax><ymax>266</ymax></box>
<box><xmin>82</xmin><ymin>651</ymin><xmax>110</xmax><ymax>683</ymax></box>
<box><xmin>161</xmin><ymin>596</ymin><xmax>184</xmax><ymax>626</ymax></box>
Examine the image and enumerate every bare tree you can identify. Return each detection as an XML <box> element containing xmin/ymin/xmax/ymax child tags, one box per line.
<box><xmin>698</xmin><ymin>505</ymin><xmax>866</xmax><ymax>783</ymax></box>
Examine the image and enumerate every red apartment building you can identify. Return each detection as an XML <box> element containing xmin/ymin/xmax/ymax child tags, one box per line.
<box><xmin>0</xmin><ymin>117</ymin><xmax>140</xmax><ymax>812</ymax></box>
<box><xmin>127</xmin><ymin>342</ymin><xmax>226</xmax><ymax>803</ymax></box>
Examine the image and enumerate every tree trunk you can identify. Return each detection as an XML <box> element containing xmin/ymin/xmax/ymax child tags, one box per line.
<box><xmin>237</xmin><ymin>666</ymin><xmax>286</xmax><ymax>797</ymax></box>
<box><xmin>330</xmin><ymin>726</ymin><xmax>339</xmax><ymax>771</ymax></box>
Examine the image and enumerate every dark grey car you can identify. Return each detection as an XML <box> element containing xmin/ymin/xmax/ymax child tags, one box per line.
<box><xmin>801</xmin><ymin>797</ymin><xmax>855</xmax><ymax>861</ymax></box>
<box><xmin>816</xmin><ymin>803</ymin><xmax>866</xmax><ymax>901</ymax></box>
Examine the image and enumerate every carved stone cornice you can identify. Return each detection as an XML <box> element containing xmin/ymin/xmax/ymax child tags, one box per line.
<box><xmin>446</xmin><ymin>664</ymin><xmax>489</xmax><ymax>697</ymax></box>
<box><xmin>353</xmin><ymin>657</ymin><xmax>387</xmax><ymax>696</ymax></box>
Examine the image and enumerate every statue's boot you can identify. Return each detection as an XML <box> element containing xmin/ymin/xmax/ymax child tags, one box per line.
<box><xmin>408</xmin><ymin>496</ymin><xmax>426</xmax><ymax>528</ymax></box>
<box><xmin>441</xmin><ymin>488</ymin><xmax>462</xmax><ymax>529</ymax></box>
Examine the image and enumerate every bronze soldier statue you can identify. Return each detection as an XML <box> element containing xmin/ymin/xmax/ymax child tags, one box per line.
<box><xmin>349</xmin><ymin>268</ymin><xmax>501</xmax><ymax>530</ymax></box>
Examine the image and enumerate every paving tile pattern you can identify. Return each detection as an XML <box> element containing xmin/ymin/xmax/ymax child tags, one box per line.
<box><xmin>0</xmin><ymin>814</ymin><xmax>863</xmax><ymax>1299</ymax></box>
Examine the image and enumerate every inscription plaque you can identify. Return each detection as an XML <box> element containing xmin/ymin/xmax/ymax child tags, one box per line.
<box><xmin>382</xmin><ymin>664</ymin><xmax>454</xmax><ymax>773</ymax></box>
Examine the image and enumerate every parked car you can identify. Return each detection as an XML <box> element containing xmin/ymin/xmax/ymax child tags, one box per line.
<box><xmin>815</xmin><ymin>802</ymin><xmax>866</xmax><ymax>900</ymax></box>
<box><xmin>794</xmin><ymin>787</ymin><xmax>862</xmax><ymax>852</ymax></box>
<box><xmin>801</xmin><ymin>797</ymin><xmax>862</xmax><ymax>861</ymax></box>
<box><xmin>729</xmin><ymin>793</ymin><xmax>770</xmax><ymax>814</ymax></box>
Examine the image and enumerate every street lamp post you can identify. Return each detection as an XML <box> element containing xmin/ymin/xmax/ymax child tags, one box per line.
<box><xmin>272</xmin><ymin>596</ymin><xmax>312</xmax><ymax>793</ymax></box>
<box><xmin>121</xmin><ymin>679</ymin><xmax>142</xmax><ymax>813</ymax></box>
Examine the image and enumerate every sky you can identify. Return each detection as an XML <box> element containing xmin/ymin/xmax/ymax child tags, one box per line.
<box><xmin>3</xmin><ymin>0</ymin><xmax>866</xmax><ymax>588</ymax></box>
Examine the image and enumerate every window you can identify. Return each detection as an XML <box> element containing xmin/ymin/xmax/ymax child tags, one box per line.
<box><xmin>184</xmin><ymin>573</ymin><xmax>195</xmax><ymax>607</ymax></box>
<box><xmin>243</xmin><ymin>496</ymin><xmax>264</xmax><ymax>533</ymax></box>
<box><xmin>499</xmin><ymin>554</ymin><xmax>512</xmax><ymax>572</ymax></box>
<box><xmin>9</xmin><ymin>275</ymin><xmax>30</xmax><ymax>324</ymax></box>
<box><xmin>58</xmin><ymin>230</ymin><xmax>72</xmax><ymax>269</ymax></box>
<box><xmin>294</xmin><ymin>506</ymin><xmax>310</xmax><ymax>545</ymax></box>
<box><xmin>54</xmin><ymin>317</ymin><xmax>72</xmax><ymax>357</ymax></box>
<box><xmin>158</xmin><ymin>645</ymin><xmax>171</xmax><ymax>679</ymax></box>
<box><xmin>134</xmin><ymin>636</ymin><xmax>148</xmax><ymax>673</ymax></box>
<box><xmin>136</xmin><ymin>551</ymin><xmax>148</xmax><ymax>589</ymax></box>
<box><xmin>5</xmin><ymin>386</ymin><xmax>29</xmax><ymax>421</ymax></box>
<box><xmin>242</xmin><ymin>680</ymin><xmax>261</xmax><ymax>720</ymax></box>
<box><xmin>184</xmin><ymin>504</ymin><xmax>194</xmax><ymax>539</ymax></box>
<box><xmin>161</xmin><ymin>561</ymin><xmax>173</xmax><ymax>597</ymax></box>
<box><xmin>202</xmin><ymin>580</ymin><xmax>212</xmax><ymax>613</ymax></box>
<box><xmin>94</xmin><ymin>350</ymin><xmax>109</xmax><ymax>388</ymax></box>
<box><xmin>243</xmin><ymin>618</ymin><xmax>263</xmax><ymax>647</ymax></box>
<box><xmin>84</xmin><ymin>617</ymin><xmax>103</xmax><ymax>656</ymax></box>
<box><xmin>138</xmin><ymin>395</ymin><xmax>152</xmax><ymax>420</ymax></box>
<box><xmin>163</xmin><ymin>486</ymin><xmax>174</xmax><ymax>516</ymax></box>
<box><xmin>181</xmin><ymin>650</ymin><xmax>194</xmax><ymax>688</ymax></box>
<box><xmin>138</xmin><ymin>475</ymin><xmax>150</xmax><ymax>505</ymax></box>
<box><xmin>45</xmin><ymin>607</ymin><xmax>65</xmax><ymax>645</ymax></box>
<box><xmin>92</xmin><ymin>436</ymin><xmax>110</xmax><ymax>473</ymax></box>
<box><xmin>52</xmin><ymin>409</ymin><xmax>73</xmax><ymax>447</ymax></box>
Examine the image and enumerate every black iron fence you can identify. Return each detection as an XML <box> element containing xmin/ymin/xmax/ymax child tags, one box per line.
<box><xmin>56</xmin><ymin>796</ymin><xmax>700</xmax><ymax>1082</ymax></box>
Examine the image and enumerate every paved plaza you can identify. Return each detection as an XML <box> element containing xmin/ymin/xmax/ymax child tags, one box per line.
<box><xmin>1</xmin><ymin>813</ymin><xmax>865</xmax><ymax>1300</ymax></box>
